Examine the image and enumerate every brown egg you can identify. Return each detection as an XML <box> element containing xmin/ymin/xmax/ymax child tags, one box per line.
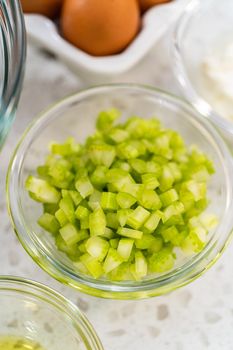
<box><xmin>139</xmin><ymin>0</ymin><xmax>172</xmax><ymax>12</ymax></box>
<box><xmin>21</xmin><ymin>0</ymin><xmax>63</xmax><ymax>18</ymax></box>
<box><xmin>61</xmin><ymin>0</ymin><xmax>140</xmax><ymax>56</ymax></box>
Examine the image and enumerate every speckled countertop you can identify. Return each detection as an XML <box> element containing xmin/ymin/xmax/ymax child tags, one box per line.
<box><xmin>1</xmin><ymin>33</ymin><xmax>233</xmax><ymax>350</ymax></box>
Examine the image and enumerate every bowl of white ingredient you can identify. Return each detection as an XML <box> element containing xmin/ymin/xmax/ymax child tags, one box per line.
<box><xmin>172</xmin><ymin>0</ymin><xmax>233</xmax><ymax>144</ymax></box>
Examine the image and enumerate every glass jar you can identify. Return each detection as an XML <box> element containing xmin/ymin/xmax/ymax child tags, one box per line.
<box><xmin>0</xmin><ymin>0</ymin><xmax>26</xmax><ymax>148</ymax></box>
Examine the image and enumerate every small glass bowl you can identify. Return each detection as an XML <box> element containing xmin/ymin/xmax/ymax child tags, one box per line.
<box><xmin>0</xmin><ymin>1</ymin><xmax>26</xmax><ymax>148</ymax></box>
<box><xmin>0</xmin><ymin>276</ymin><xmax>103</xmax><ymax>350</ymax></box>
<box><xmin>7</xmin><ymin>84</ymin><xmax>233</xmax><ymax>299</ymax></box>
<box><xmin>173</xmin><ymin>0</ymin><xmax>233</xmax><ymax>144</ymax></box>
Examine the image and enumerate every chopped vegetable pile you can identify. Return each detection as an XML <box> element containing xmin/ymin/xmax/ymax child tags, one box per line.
<box><xmin>25</xmin><ymin>109</ymin><xmax>217</xmax><ymax>281</ymax></box>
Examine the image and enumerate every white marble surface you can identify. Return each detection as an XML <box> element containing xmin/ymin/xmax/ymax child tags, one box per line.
<box><xmin>1</xmin><ymin>34</ymin><xmax>233</xmax><ymax>350</ymax></box>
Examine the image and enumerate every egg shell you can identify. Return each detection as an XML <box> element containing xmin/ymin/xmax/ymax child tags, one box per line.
<box><xmin>61</xmin><ymin>0</ymin><xmax>141</xmax><ymax>56</ymax></box>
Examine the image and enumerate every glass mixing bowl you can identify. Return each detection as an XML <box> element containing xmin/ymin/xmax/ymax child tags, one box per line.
<box><xmin>173</xmin><ymin>0</ymin><xmax>233</xmax><ymax>144</ymax></box>
<box><xmin>0</xmin><ymin>0</ymin><xmax>26</xmax><ymax>148</ymax></box>
<box><xmin>0</xmin><ymin>276</ymin><xmax>103</xmax><ymax>350</ymax></box>
<box><xmin>7</xmin><ymin>84</ymin><xmax>233</xmax><ymax>299</ymax></box>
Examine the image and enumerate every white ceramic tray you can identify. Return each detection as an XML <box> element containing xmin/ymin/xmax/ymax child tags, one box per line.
<box><xmin>25</xmin><ymin>0</ymin><xmax>190</xmax><ymax>81</ymax></box>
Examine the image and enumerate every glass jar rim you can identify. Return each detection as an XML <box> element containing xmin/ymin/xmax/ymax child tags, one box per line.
<box><xmin>0</xmin><ymin>275</ymin><xmax>104</xmax><ymax>350</ymax></box>
<box><xmin>6</xmin><ymin>83</ymin><xmax>233</xmax><ymax>299</ymax></box>
<box><xmin>0</xmin><ymin>0</ymin><xmax>26</xmax><ymax>148</ymax></box>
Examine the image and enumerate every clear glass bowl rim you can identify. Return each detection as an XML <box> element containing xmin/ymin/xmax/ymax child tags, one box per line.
<box><xmin>6</xmin><ymin>83</ymin><xmax>233</xmax><ymax>299</ymax></box>
<box><xmin>0</xmin><ymin>275</ymin><xmax>103</xmax><ymax>350</ymax></box>
<box><xmin>0</xmin><ymin>0</ymin><xmax>26</xmax><ymax>148</ymax></box>
<box><xmin>172</xmin><ymin>0</ymin><xmax>233</xmax><ymax>135</ymax></box>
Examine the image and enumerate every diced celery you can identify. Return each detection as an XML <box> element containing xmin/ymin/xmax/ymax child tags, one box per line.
<box><xmin>37</xmin><ymin>165</ymin><xmax>49</xmax><ymax>179</ymax></box>
<box><xmin>188</xmin><ymin>216</ymin><xmax>201</xmax><ymax>229</ymax></box>
<box><xmin>101</xmin><ymin>192</ymin><xmax>118</xmax><ymax>210</ymax></box>
<box><xmin>185</xmin><ymin>181</ymin><xmax>206</xmax><ymax>201</ymax></box>
<box><xmin>148</xmin><ymin>236</ymin><xmax>163</xmax><ymax>253</ymax></box>
<box><xmin>38</xmin><ymin>213</ymin><xmax>59</xmax><ymax>234</ymax></box>
<box><xmin>75</xmin><ymin>166</ymin><xmax>88</xmax><ymax>178</ymax></box>
<box><xmin>121</xmin><ymin>183</ymin><xmax>143</xmax><ymax>197</ymax></box>
<box><xmin>191</xmin><ymin>165</ymin><xmax>210</xmax><ymax>182</ymax></box>
<box><xmin>96</xmin><ymin>108</ymin><xmax>120</xmax><ymax>131</ymax></box>
<box><xmin>170</xmin><ymin>131</ymin><xmax>185</xmax><ymax>148</ymax></box>
<box><xmin>168</xmin><ymin>162</ymin><xmax>182</xmax><ymax>182</ymax></box>
<box><xmin>108</xmin><ymin>262</ymin><xmax>132</xmax><ymax>281</ymax></box>
<box><xmin>143</xmin><ymin>211</ymin><xmax>161</xmax><ymax>234</ymax></box>
<box><xmin>101</xmin><ymin>227</ymin><xmax>115</xmax><ymax>239</ymax></box>
<box><xmin>117</xmin><ymin>141</ymin><xmax>143</xmax><ymax>160</ymax></box>
<box><xmin>89</xmin><ymin>143</ymin><xmax>116</xmax><ymax>168</ymax></box>
<box><xmin>162</xmin><ymin>202</ymin><xmax>184</xmax><ymax>223</ymax></box>
<box><xmin>127</xmin><ymin>206</ymin><xmax>150</xmax><ymax>230</ymax></box>
<box><xmin>69</xmin><ymin>190</ymin><xmax>82</xmax><ymax>206</ymax></box>
<box><xmin>78</xmin><ymin>241</ymin><xmax>88</xmax><ymax>253</ymax></box>
<box><xmin>160</xmin><ymin>226</ymin><xmax>179</xmax><ymax>243</ymax></box>
<box><xmin>55</xmin><ymin>208</ymin><xmax>68</xmax><ymax>227</ymax></box>
<box><xmin>88</xmin><ymin>190</ymin><xmax>102</xmax><ymax>211</ymax></box>
<box><xmin>106</xmin><ymin>213</ymin><xmax>119</xmax><ymax>229</ymax></box>
<box><xmin>135</xmin><ymin>251</ymin><xmax>147</xmax><ymax>278</ymax></box>
<box><xmin>117</xmin><ymin>239</ymin><xmax>134</xmax><ymax>261</ymax></box>
<box><xmin>149</xmin><ymin>248</ymin><xmax>174</xmax><ymax>273</ymax></box>
<box><xmin>130</xmin><ymin>264</ymin><xmax>140</xmax><ymax>281</ymax></box>
<box><xmin>75</xmin><ymin>205</ymin><xmax>90</xmax><ymax>220</ymax></box>
<box><xmin>138</xmin><ymin>189</ymin><xmax>162</xmax><ymax>210</ymax></box>
<box><xmin>59</xmin><ymin>223</ymin><xmax>80</xmax><ymax>246</ymax></box>
<box><xmin>116</xmin><ymin>192</ymin><xmax>136</xmax><ymax>209</ymax></box>
<box><xmin>125</xmin><ymin>116</ymin><xmax>160</xmax><ymax>139</ymax></box>
<box><xmin>50</xmin><ymin>137</ymin><xmax>80</xmax><ymax>156</ymax></box>
<box><xmin>75</xmin><ymin>176</ymin><xmax>94</xmax><ymax>198</ymax></box>
<box><xmin>85</xmin><ymin>237</ymin><xmax>109</xmax><ymax>261</ymax></box>
<box><xmin>141</xmin><ymin>173</ymin><xmax>159</xmax><ymax>190</ymax></box>
<box><xmin>114</xmin><ymin>161</ymin><xmax>131</xmax><ymax>172</ymax></box>
<box><xmin>179</xmin><ymin>190</ymin><xmax>195</xmax><ymax>211</ymax></box>
<box><xmin>166</xmin><ymin>214</ymin><xmax>184</xmax><ymax>226</ymax></box>
<box><xmin>117</xmin><ymin>227</ymin><xmax>143</xmax><ymax>240</ymax></box>
<box><xmin>26</xmin><ymin>176</ymin><xmax>60</xmax><ymax>203</ymax></box>
<box><xmin>43</xmin><ymin>203</ymin><xmax>58</xmax><ymax>215</ymax></box>
<box><xmin>170</xmin><ymin>230</ymin><xmax>188</xmax><ymax>246</ymax></box>
<box><xmin>80</xmin><ymin>253</ymin><xmax>104</xmax><ymax>278</ymax></box>
<box><xmin>135</xmin><ymin>235</ymin><xmax>157</xmax><ymax>250</ymax></box>
<box><xmin>90</xmin><ymin>165</ymin><xmax>108</xmax><ymax>189</ymax></box>
<box><xmin>199</xmin><ymin>213</ymin><xmax>218</xmax><ymax>230</ymax></box>
<box><xmin>129</xmin><ymin>159</ymin><xmax>147</xmax><ymax>174</ymax></box>
<box><xmin>160</xmin><ymin>189</ymin><xmax>179</xmax><ymax>207</ymax></box>
<box><xmin>89</xmin><ymin>208</ymin><xmax>106</xmax><ymax>236</ymax></box>
<box><xmin>56</xmin><ymin>235</ymin><xmax>79</xmax><ymax>259</ymax></box>
<box><xmin>80</xmin><ymin>217</ymin><xmax>89</xmax><ymax>230</ymax></box>
<box><xmin>59</xmin><ymin>197</ymin><xmax>75</xmax><ymax>224</ymax></box>
<box><xmin>173</xmin><ymin>149</ymin><xmax>188</xmax><ymax>163</ymax></box>
<box><xmin>110</xmin><ymin>238</ymin><xmax>119</xmax><ymax>249</ymax></box>
<box><xmin>181</xmin><ymin>227</ymin><xmax>206</xmax><ymax>254</ymax></box>
<box><xmin>48</xmin><ymin>158</ymin><xmax>74</xmax><ymax>189</ymax></box>
<box><xmin>117</xmin><ymin>209</ymin><xmax>133</xmax><ymax>227</ymax></box>
<box><xmin>77</xmin><ymin>229</ymin><xmax>89</xmax><ymax>242</ymax></box>
<box><xmin>159</xmin><ymin>165</ymin><xmax>174</xmax><ymax>192</ymax></box>
<box><xmin>146</xmin><ymin>162</ymin><xmax>161</xmax><ymax>176</ymax></box>
<box><xmin>108</xmin><ymin>128</ymin><xmax>129</xmax><ymax>143</ymax></box>
<box><xmin>103</xmin><ymin>248</ymin><xmax>123</xmax><ymax>273</ymax></box>
<box><xmin>107</xmin><ymin>183</ymin><xmax>118</xmax><ymax>193</ymax></box>
<box><xmin>106</xmin><ymin>168</ymin><xmax>135</xmax><ymax>190</ymax></box>
<box><xmin>61</xmin><ymin>189</ymin><xmax>70</xmax><ymax>199</ymax></box>
<box><xmin>154</xmin><ymin>132</ymin><xmax>170</xmax><ymax>154</ymax></box>
<box><xmin>152</xmin><ymin>155</ymin><xmax>167</xmax><ymax>165</ymax></box>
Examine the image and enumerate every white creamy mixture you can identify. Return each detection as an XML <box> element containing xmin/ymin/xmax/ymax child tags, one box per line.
<box><xmin>202</xmin><ymin>42</ymin><xmax>233</xmax><ymax>121</ymax></box>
